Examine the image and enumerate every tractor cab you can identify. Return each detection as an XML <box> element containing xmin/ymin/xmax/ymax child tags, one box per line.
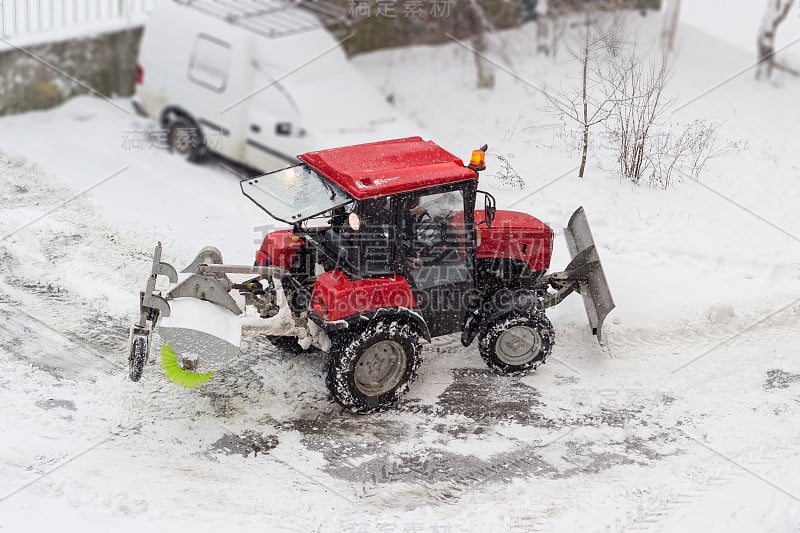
<box><xmin>242</xmin><ymin>137</ymin><xmax>501</xmax><ymax>337</ymax></box>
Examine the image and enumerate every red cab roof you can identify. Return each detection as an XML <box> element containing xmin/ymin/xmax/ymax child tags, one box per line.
<box><xmin>299</xmin><ymin>137</ymin><xmax>477</xmax><ymax>200</ymax></box>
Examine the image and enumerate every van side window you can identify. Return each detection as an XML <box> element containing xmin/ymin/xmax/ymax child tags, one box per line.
<box><xmin>187</xmin><ymin>34</ymin><xmax>231</xmax><ymax>92</ymax></box>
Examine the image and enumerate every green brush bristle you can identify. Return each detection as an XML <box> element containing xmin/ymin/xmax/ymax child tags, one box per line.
<box><xmin>161</xmin><ymin>342</ymin><xmax>215</xmax><ymax>388</ymax></box>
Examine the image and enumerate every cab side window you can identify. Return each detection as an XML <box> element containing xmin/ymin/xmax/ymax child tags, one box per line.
<box><xmin>359</xmin><ymin>198</ymin><xmax>394</xmax><ymax>276</ymax></box>
<box><xmin>403</xmin><ymin>189</ymin><xmax>467</xmax><ymax>268</ymax></box>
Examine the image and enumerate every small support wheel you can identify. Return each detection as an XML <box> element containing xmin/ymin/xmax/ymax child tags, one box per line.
<box><xmin>326</xmin><ymin>320</ymin><xmax>422</xmax><ymax>414</ymax></box>
<box><xmin>129</xmin><ymin>334</ymin><xmax>149</xmax><ymax>382</ymax></box>
<box><xmin>167</xmin><ymin>117</ymin><xmax>207</xmax><ymax>162</ymax></box>
<box><xmin>478</xmin><ymin>312</ymin><xmax>554</xmax><ymax>376</ymax></box>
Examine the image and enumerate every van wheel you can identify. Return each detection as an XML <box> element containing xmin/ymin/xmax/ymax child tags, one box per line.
<box><xmin>326</xmin><ymin>320</ymin><xmax>422</xmax><ymax>414</ymax></box>
<box><xmin>167</xmin><ymin>117</ymin><xmax>207</xmax><ymax>162</ymax></box>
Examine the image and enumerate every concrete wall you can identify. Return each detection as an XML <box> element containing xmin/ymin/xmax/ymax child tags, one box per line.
<box><xmin>0</xmin><ymin>26</ymin><xmax>142</xmax><ymax>116</ymax></box>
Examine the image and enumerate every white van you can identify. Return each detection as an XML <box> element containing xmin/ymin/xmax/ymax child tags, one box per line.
<box><xmin>133</xmin><ymin>0</ymin><xmax>418</xmax><ymax>171</ymax></box>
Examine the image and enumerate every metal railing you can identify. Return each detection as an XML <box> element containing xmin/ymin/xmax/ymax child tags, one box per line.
<box><xmin>176</xmin><ymin>0</ymin><xmax>349</xmax><ymax>39</ymax></box>
<box><xmin>0</xmin><ymin>0</ymin><xmax>154</xmax><ymax>39</ymax></box>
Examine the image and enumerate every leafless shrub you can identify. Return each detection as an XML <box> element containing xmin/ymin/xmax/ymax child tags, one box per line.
<box><xmin>488</xmin><ymin>153</ymin><xmax>526</xmax><ymax>190</ymax></box>
<box><xmin>644</xmin><ymin>120</ymin><xmax>731</xmax><ymax>189</ymax></box>
<box><xmin>604</xmin><ymin>47</ymin><xmax>736</xmax><ymax>188</ymax></box>
<box><xmin>603</xmin><ymin>45</ymin><xmax>674</xmax><ymax>184</ymax></box>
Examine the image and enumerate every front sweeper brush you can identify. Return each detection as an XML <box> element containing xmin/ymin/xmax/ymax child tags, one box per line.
<box><xmin>160</xmin><ymin>343</ymin><xmax>215</xmax><ymax>388</ymax></box>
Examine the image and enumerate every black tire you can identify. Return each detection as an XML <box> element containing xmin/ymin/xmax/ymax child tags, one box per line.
<box><xmin>129</xmin><ymin>335</ymin><xmax>148</xmax><ymax>382</ymax></box>
<box><xmin>326</xmin><ymin>320</ymin><xmax>422</xmax><ymax>414</ymax></box>
<box><xmin>266</xmin><ymin>335</ymin><xmax>307</xmax><ymax>355</ymax></box>
<box><xmin>167</xmin><ymin>117</ymin><xmax>207</xmax><ymax>162</ymax></box>
<box><xmin>478</xmin><ymin>312</ymin><xmax>554</xmax><ymax>376</ymax></box>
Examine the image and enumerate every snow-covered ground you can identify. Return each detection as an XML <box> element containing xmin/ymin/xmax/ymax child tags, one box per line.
<box><xmin>1</xmin><ymin>8</ymin><xmax>800</xmax><ymax>532</ymax></box>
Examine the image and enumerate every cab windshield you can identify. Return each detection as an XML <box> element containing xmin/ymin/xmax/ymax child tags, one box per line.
<box><xmin>241</xmin><ymin>164</ymin><xmax>354</xmax><ymax>224</ymax></box>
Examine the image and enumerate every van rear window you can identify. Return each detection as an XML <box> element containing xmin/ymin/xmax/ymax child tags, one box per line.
<box><xmin>187</xmin><ymin>34</ymin><xmax>231</xmax><ymax>92</ymax></box>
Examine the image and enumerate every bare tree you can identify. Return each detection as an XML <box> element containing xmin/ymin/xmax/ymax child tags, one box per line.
<box><xmin>544</xmin><ymin>8</ymin><xmax>625</xmax><ymax>177</ymax></box>
<box><xmin>756</xmin><ymin>0</ymin><xmax>797</xmax><ymax>80</ymax></box>
<box><xmin>535</xmin><ymin>0</ymin><xmax>551</xmax><ymax>55</ymax></box>
<box><xmin>550</xmin><ymin>16</ymin><xmax>568</xmax><ymax>58</ymax></box>
<box><xmin>660</xmin><ymin>0</ymin><xmax>682</xmax><ymax>53</ymax></box>
<box><xmin>547</xmin><ymin>1</ymin><xmax>569</xmax><ymax>58</ymax></box>
<box><xmin>468</xmin><ymin>0</ymin><xmax>496</xmax><ymax>88</ymax></box>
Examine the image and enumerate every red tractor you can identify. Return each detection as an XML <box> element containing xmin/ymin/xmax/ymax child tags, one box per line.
<box><xmin>128</xmin><ymin>137</ymin><xmax>613</xmax><ymax>413</ymax></box>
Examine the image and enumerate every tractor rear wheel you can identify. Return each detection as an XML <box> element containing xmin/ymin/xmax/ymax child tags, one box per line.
<box><xmin>478</xmin><ymin>312</ymin><xmax>554</xmax><ymax>376</ymax></box>
<box><xmin>326</xmin><ymin>320</ymin><xmax>422</xmax><ymax>414</ymax></box>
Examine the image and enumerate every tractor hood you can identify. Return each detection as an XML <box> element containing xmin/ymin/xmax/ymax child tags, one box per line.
<box><xmin>474</xmin><ymin>210</ymin><xmax>554</xmax><ymax>273</ymax></box>
<box><xmin>476</xmin><ymin>209</ymin><xmax>553</xmax><ymax>236</ymax></box>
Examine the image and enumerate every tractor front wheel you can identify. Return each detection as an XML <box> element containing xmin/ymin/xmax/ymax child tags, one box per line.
<box><xmin>326</xmin><ymin>320</ymin><xmax>422</xmax><ymax>414</ymax></box>
<box><xmin>478</xmin><ymin>312</ymin><xmax>554</xmax><ymax>376</ymax></box>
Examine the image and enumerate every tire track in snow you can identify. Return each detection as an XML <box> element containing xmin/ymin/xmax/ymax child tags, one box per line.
<box><xmin>605</xmin><ymin>434</ymin><xmax>800</xmax><ymax>532</ymax></box>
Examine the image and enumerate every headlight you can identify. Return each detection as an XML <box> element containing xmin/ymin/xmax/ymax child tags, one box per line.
<box><xmin>348</xmin><ymin>212</ymin><xmax>361</xmax><ymax>231</ymax></box>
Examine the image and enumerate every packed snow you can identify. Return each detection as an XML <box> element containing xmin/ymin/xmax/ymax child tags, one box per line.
<box><xmin>1</xmin><ymin>4</ymin><xmax>800</xmax><ymax>532</ymax></box>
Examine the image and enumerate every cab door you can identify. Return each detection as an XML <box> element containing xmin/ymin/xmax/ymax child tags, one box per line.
<box><xmin>398</xmin><ymin>185</ymin><xmax>476</xmax><ymax>337</ymax></box>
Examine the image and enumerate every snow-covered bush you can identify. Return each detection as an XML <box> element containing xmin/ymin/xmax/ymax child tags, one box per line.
<box><xmin>603</xmin><ymin>46</ymin><xmax>673</xmax><ymax>185</ymax></box>
<box><xmin>643</xmin><ymin>119</ymin><xmax>728</xmax><ymax>189</ymax></box>
<box><xmin>603</xmin><ymin>42</ymin><xmax>735</xmax><ymax>189</ymax></box>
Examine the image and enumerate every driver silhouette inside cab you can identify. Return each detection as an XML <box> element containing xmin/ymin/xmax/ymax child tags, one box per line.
<box><xmin>401</xmin><ymin>191</ymin><xmax>463</xmax><ymax>271</ymax></box>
